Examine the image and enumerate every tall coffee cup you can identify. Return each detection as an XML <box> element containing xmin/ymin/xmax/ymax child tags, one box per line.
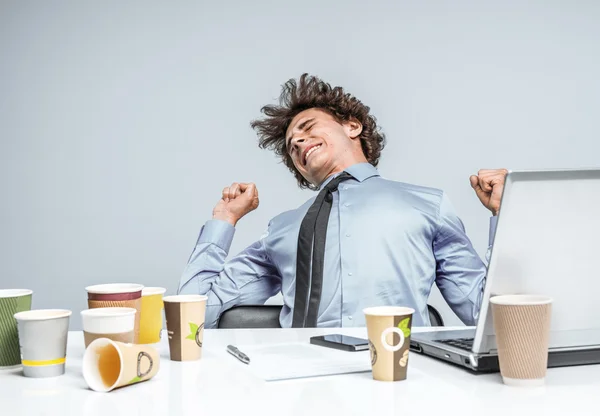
<box><xmin>163</xmin><ymin>295</ymin><xmax>207</xmax><ymax>361</ymax></box>
<box><xmin>490</xmin><ymin>294</ymin><xmax>553</xmax><ymax>386</ymax></box>
<box><xmin>364</xmin><ymin>306</ymin><xmax>414</xmax><ymax>382</ymax></box>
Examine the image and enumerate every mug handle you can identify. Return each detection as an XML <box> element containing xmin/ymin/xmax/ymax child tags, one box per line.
<box><xmin>381</xmin><ymin>327</ymin><xmax>405</xmax><ymax>352</ymax></box>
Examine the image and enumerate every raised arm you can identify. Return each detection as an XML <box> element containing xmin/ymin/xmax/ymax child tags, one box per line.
<box><xmin>433</xmin><ymin>192</ymin><xmax>491</xmax><ymax>326</ymax></box>
<box><xmin>178</xmin><ymin>182</ymin><xmax>281</xmax><ymax>328</ymax></box>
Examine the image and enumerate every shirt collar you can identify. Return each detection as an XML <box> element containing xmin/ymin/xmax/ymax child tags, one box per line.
<box><xmin>317</xmin><ymin>162</ymin><xmax>380</xmax><ymax>191</ymax></box>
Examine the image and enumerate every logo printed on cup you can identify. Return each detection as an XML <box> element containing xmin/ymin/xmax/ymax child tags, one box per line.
<box><xmin>369</xmin><ymin>340</ymin><xmax>377</xmax><ymax>366</ymax></box>
<box><xmin>136</xmin><ymin>351</ymin><xmax>153</xmax><ymax>379</ymax></box>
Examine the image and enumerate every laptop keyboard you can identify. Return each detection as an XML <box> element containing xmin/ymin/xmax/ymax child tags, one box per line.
<box><xmin>438</xmin><ymin>337</ymin><xmax>474</xmax><ymax>351</ymax></box>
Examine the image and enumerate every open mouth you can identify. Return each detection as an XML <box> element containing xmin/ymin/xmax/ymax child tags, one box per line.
<box><xmin>303</xmin><ymin>144</ymin><xmax>322</xmax><ymax>166</ymax></box>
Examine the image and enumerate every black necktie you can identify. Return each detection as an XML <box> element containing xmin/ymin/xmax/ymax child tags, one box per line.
<box><xmin>292</xmin><ymin>172</ymin><xmax>353</xmax><ymax>328</ymax></box>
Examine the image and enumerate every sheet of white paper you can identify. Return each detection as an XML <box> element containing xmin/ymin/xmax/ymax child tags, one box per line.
<box><xmin>231</xmin><ymin>342</ymin><xmax>372</xmax><ymax>381</ymax></box>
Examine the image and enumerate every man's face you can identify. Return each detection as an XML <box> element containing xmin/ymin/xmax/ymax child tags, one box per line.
<box><xmin>285</xmin><ymin>108</ymin><xmax>363</xmax><ymax>186</ymax></box>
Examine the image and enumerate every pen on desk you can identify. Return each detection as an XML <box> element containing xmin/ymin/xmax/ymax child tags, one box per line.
<box><xmin>227</xmin><ymin>345</ymin><xmax>250</xmax><ymax>364</ymax></box>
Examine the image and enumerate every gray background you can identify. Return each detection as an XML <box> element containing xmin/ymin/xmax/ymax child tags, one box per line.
<box><xmin>1</xmin><ymin>0</ymin><xmax>599</xmax><ymax>330</ymax></box>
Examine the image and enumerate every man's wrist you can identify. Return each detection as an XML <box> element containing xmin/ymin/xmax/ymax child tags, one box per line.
<box><xmin>212</xmin><ymin>213</ymin><xmax>239</xmax><ymax>227</ymax></box>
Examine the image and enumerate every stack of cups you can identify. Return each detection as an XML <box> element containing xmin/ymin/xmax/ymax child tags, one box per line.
<box><xmin>490</xmin><ymin>294</ymin><xmax>553</xmax><ymax>387</ymax></box>
<box><xmin>163</xmin><ymin>295</ymin><xmax>208</xmax><ymax>361</ymax></box>
<box><xmin>85</xmin><ymin>284</ymin><xmax>144</xmax><ymax>343</ymax></box>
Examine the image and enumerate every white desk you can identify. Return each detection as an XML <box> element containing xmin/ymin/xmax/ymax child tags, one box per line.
<box><xmin>1</xmin><ymin>326</ymin><xmax>599</xmax><ymax>416</ymax></box>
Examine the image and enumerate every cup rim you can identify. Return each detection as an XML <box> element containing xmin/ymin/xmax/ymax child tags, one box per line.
<box><xmin>14</xmin><ymin>309</ymin><xmax>72</xmax><ymax>321</ymax></box>
<box><xmin>163</xmin><ymin>294</ymin><xmax>208</xmax><ymax>303</ymax></box>
<box><xmin>142</xmin><ymin>287</ymin><xmax>167</xmax><ymax>296</ymax></box>
<box><xmin>0</xmin><ymin>289</ymin><xmax>33</xmax><ymax>298</ymax></box>
<box><xmin>82</xmin><ymin>338</ymin><xmax>124</xmax><ymax>392</ymax></box>
<box><xmin>80</xmin><ymin>307</ymin><xmax>137</xmax><ymax>317</ymax></box>
<box><xmin>85</xmin><ymin>283</ymin><xmax>144</xmax><ymax>294</ymax></box>
<box><xmin>362</xmin><ymin>306</ymin><xmax>415</xmax><ymax>316</ymax></box>
<box><xmin>490</xmin><ymin>294</ymin><xmax>553</xmax><ymax>306</ymax></box>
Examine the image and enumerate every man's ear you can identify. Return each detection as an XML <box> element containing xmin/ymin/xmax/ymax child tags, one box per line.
<box><xmin>343</xmin><ymin>118</ymin><xmax>363</xmax><ymax>139</ymax></box>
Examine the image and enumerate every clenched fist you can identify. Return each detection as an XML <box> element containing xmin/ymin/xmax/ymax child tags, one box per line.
<box><xmin>212</xmin><ymin>182</ymin><xmax>259</xmax><ymax>226</ymax></box>
<box><xmin>469</xmin><ymin>169</ymin><xmax>508</xmax><ymax>216</ymax></box>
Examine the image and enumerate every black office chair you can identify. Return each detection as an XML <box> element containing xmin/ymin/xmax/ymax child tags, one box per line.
<box><xmin>427</xmin><ymin>304</ymin><xmax>444</xmax><ymax>327</ymax></box>
<box><xmin>217</xmin><ymin>304</ymin><xmax>444</xmax><ymax>329</ymax></box>
<box><xmin>217</xmin><ymin>305</ymin><xmax>283</xmax><ymax>329</ymax></box>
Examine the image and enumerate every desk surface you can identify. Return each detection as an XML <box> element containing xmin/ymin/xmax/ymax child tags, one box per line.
<box><xmin>1</xmin><ymin>326</ymin><xmax>598</xmax><ymax>416</ymax></box>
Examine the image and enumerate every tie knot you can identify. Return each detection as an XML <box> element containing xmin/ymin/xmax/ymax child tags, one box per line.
<box><xmin>324</xmin><ymin>172</ymin><xmax>353</xmax><ymax>193</ymax></box>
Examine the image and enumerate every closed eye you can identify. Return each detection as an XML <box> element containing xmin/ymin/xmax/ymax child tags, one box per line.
<box><xmin>287</xmin><ymin>122</ymin><xmax>317</xmax><ymax>155</ymax></box>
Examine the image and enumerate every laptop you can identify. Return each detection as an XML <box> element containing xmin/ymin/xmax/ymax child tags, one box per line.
<box><xmin>411</xmin><ymin>168</ymin><xmax>600</xmax><ymax>373</ymax></box>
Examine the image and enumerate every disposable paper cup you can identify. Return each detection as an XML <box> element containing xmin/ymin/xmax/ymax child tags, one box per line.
<box><xmin>82</xmin><ymin>338</ymin><xmax>160</xmax><ymax>392</ymax></box>
<box><xmin>139</xmin><ymin>287</ymin><xmax>166</xmax><ymax>344</ymax></box>
<box><xmin>0</xmin><ymin>289</ymin><xmax>33</xmax><ymax>367</ymax></box>
<box><xmin>81</xmin><ymin>307</ymin><xmax>136</xmax><ymax>348</ymax></box>
<box><xmin>14</xmin><ymin>309</ymin><xmax>71</xmax><ymax>378</ymax></box>
<box><xmin>490</xmin><ymin>295</ymin><xmax>553</xmax><ymax>387</ymax></box>
<box><xmin>363</xmin><ymin>306</ymin><xmax>414</xmax><ymax>382</ymax></box>
<box><xmin>163</xmin><ymin>295</ymin><xmax>207</xmax><ymax>361</ymax></box>
<box><xmin>86</xmin><ymin>284</ymin><xmax>143</xmax><ymax>343</ymax></box>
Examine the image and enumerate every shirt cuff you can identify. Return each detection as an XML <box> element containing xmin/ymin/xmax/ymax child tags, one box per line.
<box><xmin>197</xmin><ymin>219</ymin><xmax>235</xmax><ymax>253</ymax></box>
<box><xmin>489</xmin><ymin>215</ymin><xmax>498</xmax><ymax>246</ymax></box>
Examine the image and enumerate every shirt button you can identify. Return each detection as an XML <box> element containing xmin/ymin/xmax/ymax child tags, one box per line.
<box><xmin>348</xmin><ymin>316</ymin><xmax>353</xmax><ymax>320</ymax></box>
<box><xmin>343</xmin><ymin>203</ymin><xmax>350</xmax><ymax>207</ymax></box>
<box><xmin>345</xmin><ymin>233</ymin><xmax>351</xmax><ymax>237</ymax></box>
<box><xmin>348</xmin><ymin>272</ymin><xmax>353</xmax><ymax>276</ymax></box>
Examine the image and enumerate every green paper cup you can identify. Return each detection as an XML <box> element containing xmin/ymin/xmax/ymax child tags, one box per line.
<box><xmin>0</xmin><ymin>289</ymin><xmax>33</xmax><ymax>367</ymax></box>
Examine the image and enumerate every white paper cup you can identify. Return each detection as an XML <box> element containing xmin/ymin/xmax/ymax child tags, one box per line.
<box><xmin>14</xmin><ymin>309</ymin><xmax>72</xmax><ymax>378</ymax></box>
<box><xmin>81</xmin><ymin>308</ymin><xmax>136</xmax><ymax>348</ymax></box>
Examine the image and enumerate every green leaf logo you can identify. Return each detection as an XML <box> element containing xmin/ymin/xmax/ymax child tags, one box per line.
<box><xmin>186</xmin><ymin>323</ymin><xmax>199</xmax><ymax>341</ymax></box>
<box><xmin>397</xmin><ymin>317</ymin><xmax>411</xmax><ymax>338</ymax></box>
<box><xmin>128</xmin><ymin>376</ymin><xmax>142</xmax><ymax>384</ymax></box>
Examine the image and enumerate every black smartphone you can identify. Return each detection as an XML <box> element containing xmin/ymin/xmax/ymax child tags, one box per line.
<box><xmin>309</xmin><ymin>334</ymin><xmax>369</xmax><ymax>351</ymax></box>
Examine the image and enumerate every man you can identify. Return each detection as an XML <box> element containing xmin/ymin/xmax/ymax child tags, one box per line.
<box><xmin>178</xmin><ymin>73</ymin><xmax>507</xmax><ymax>329</ymax></box>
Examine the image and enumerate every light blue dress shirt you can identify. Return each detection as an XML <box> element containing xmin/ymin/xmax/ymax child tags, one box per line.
<box><xmin>178</xmin><ymin>163</ymin><xmax>496</xmax><ymax>329</ymax></box>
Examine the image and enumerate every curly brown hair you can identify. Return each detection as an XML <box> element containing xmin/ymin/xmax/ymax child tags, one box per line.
<box><xmin>250</xmin><ymin>73</ymin><xmax>386</xmax><ymax>190</ymax></box>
